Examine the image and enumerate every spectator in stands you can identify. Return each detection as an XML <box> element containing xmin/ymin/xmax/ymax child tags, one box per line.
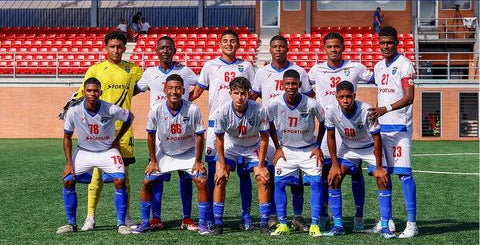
<box><xmin>140</xmin><ymin>17</ymin><xmax>151</xmax><ymax>34</ymax></box>
<box><xmin>131</xmin><ymin>11</ymin><xmax>142</xmax><ymax>41</ymax></box>
<box><xmin>373</xmin><ymin>7</ymin><xmax>383</xmax><ymax>34</ymax></box>
<box><xmin>117</xmin><ymin>18</ymin><xmax>128</xmax><ymax>37</ymax></box>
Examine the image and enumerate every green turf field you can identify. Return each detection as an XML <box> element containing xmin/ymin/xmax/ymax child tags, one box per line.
<box><xmin>0</xmin><ymin>139</ymin><xmax>478</xmax><ymax>244</ymax></box>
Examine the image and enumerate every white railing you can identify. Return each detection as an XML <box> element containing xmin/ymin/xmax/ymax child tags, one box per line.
<box><xmin>417</xmin><ymin>17</ymin><xmax>478</xmax><ymax>40</ymax></box>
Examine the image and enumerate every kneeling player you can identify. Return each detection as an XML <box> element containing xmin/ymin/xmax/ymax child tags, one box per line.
<box><xmin>57</xmin><ymin>78</ymin><xmax>134</xmax><ymax>235</ymax></box>
<box><xmin>266</xmin><ymin>69</ymin><xmax>325</xmax><ymax>237</ymax></box>
<box><xmin>211</xmin><ymin>77</ymin><xmax>271</xmax><ymax>235</ymax></box>
<box><xmin>324</xmin><ymin>81</ymin><xmax>395</xmax><ymax>238</ymax></box>
<box><xmin>133</xmin><ymin>74</ymin><xmax>210</xmax><ymax>235</ymax></box>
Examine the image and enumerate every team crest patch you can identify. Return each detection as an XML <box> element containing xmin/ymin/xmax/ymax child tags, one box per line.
<box><xmin>276</xmin><ymin>167</ymin><xmax>282</xmax><ymax>175</ymax></box>
<box><xmin>100</xmin><ymin>117</ymin><xmax>109</xmax><ymax>125</ymax></box>
<box><xmin>344</xmin><ymin>69</ymin><xmax>350</xmax><ymax>77</ymax></box>
<box><xmin>183</xmin><ymin>116</ymin><xmax>190</xmax><ymax>123</ymax></box>
<box><xmin>357</xmin><ymin>121</ymin><xmax>364</xmax><ymax>129</ymax></box>
<box><xmin>124</xmin><ymin>67</ymin><xmax>131</xmax><ymax>73</ymax></box>
<box><xmin>300</xmin><ymin>111</ymin><xmax>309</xmax><ymax>118</ymax></box>
<box><xmin>248</xmin><ymin>118</ymin><xmax>255</xmax><ymax>126</ymax></box>
<box><xmin>392</xmin><ymin>67</ymin><xmax>398</xmax><ymax>75</ymax></box>
<box><xmin>238</xmin><ymin>65</ymin><xmax>244</xmax><ymax>72</ymax></box>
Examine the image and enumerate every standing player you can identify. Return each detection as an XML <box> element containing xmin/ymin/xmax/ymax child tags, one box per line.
<box><xmin>266</xmin><ymin>69</ymin><xmax>325</xmax><ymax>237</ymax></box>
<box><xmin>133</xmin><ymin>74</ymin><xmax>210</xmax><ymax>234</ymax></box>
<box><xmin>368</xmin><ymin>26</ymin><xmax>418</xmax><ymax>238</ymax></box>
<box><xmin>57</xmin><ymin>78</ymin><xmax>134</xmax><ymax>235</ymax></box>
<box><xmin>251</xmin><ymin>35</ymin><xmax>314</xmax><ymax>231</ymax></box>
<box><xmin>136</xmin><ymin>36</ymin><xmax>199</xmax><ymax>231</ymax></box>
<box><xmin>77</xmin><ymin>31</ymin><xmax>143</xmax><ymax>231</ymax></box>
<box><xmin>190</xmin><ymin>30</ymin><xmax>256</xmax><ymax>229</ymax></box>
<box><xmin>308</xmin><ymin>32</ymin><xmax>379</xmax><ymax>232</ymax></box>
<box><xmin>324</xmin><ymin>81</ymin><xmax>394</xmax><ymax>239</ymax></box>
<box><xmin>210</xmin><ymin>77</ymin><xmax>271</xmax><ymax>234</ymax></box>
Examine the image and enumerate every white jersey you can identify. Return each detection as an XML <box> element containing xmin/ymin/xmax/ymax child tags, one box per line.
<box><xmin>64</xmin><ymin>100</ymin><xmax>130</xmax><ymax>152</ymax></box>
<box><xmin>197</xmin><ymin>57</ymin><xmax>255</xmax><ymax>119</ymax></box>
<box><xmin>146</xmin><ymin>100</ymin><xmax>205</xmax><ymax>155</ymax></box>
<box><xmin>374</xmin><ymin>54</ymin><xmax>415</xmax><ymax>132</ymax></box>
<box><xmin>267</xmin><ymin>94</ymin><xmax>324</xmax><ymax>148</ymax></box>
<box><xmin>214</xmin><ymin>100</ymin><xmax>269</xmax><ymax>147</ymax></box>
<box><xmin>325</xmin><ymin>101</ymin><xmax>381</xmax><ymax>149</ymax></box>
<box><xmin>308</xmin><ymin>60</ymin><xmax>373</xmax><ymax>109</ymax></box>
<box><xmin>252</xmin><ymin>62</ymin><xmax>313</xmax><ymax>104</ymax></box>
<box><xmin>137</xmin><ymin>65</ymin><xmax>197</xmax><ymax>108</ymax></box>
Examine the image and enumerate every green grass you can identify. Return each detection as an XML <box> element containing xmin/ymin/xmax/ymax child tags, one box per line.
<box><xmin>0</xmin><ymin>139</ymin><xmax>478</xmax><ymax>244</ymax></box>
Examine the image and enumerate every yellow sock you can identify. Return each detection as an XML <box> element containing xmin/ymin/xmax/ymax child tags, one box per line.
<box><xmin>87</xmin><ymin>168</ymin><xmax>104</xmax><ymax>217</ymax></box>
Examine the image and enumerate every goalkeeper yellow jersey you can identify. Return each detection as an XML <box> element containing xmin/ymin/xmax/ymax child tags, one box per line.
<box><xmin>77</xmin><ymin>60</ymin><xmax>143</xmax><ymax>110</ymax></box>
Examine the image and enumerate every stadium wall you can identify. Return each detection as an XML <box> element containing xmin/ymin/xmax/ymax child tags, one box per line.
<box><xmin>0</xmin><ymin>85</ymin><xmax>476</xmax><ymax>140</ymax></box>
<box><xmin>0</xmin><ymin>8</ymin><xmax>90</xmax><ymax>27</ymax></box>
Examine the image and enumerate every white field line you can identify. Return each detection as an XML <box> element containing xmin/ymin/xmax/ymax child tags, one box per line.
<box><xmin>411</xmin><ymin>153</ymin><xmax>479</xmax><ymax>157</ymax></box>
<box><xmin>361</xmin><ymin>168</ymin><xmax>479</xmax><ymax>176</ymax></box>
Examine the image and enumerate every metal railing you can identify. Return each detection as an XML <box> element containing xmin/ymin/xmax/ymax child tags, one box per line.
<box><xmin>417</xmin><ymin>17</ymin><xmax>478</xmax><ymax>40</ymax></box>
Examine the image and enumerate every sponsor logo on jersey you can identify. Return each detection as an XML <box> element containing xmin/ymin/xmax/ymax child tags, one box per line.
<box><xmin>344</xmin><ymin>69</ymin><xmax>350</xmax><ymax>77</ymax></box>
<box><xmin>237</xmin><ymin>65</ymin><xmax>244</xmax><ymax>72</ymax></box>
<box><xmin>357</xmin><ymin>121</ymin><xmax>364</xmax><ymax>129</ymax></box>
<box><xmin>248</xmin><ymin>118</ymin><xmax>255</xmax><ymax>126</ymax></box>
<box><xmin>392</xmin><ymin>67</ymin><xmax>398</xmax><ymax>75</ymax></box>
<box><xmin>106</xmin><ymin>84</ymin><xmax>130</xmax><ymax>90</ymax></box>
<box><xmin>124</xmin><ymin>67</ymin><xmax>131</xmax><ymax>73</ymax></box>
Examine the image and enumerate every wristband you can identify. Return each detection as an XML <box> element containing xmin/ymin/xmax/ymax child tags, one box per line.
<box><xmin>385</xmin><ymin>104</ymin><xmax>393</xmax><ymax>112</ymax></box>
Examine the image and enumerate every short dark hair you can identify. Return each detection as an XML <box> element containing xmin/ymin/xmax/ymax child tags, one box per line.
<box><xmin>336</xmin><ymin>80</ymin><xmax>354</xmax><ymax>93</ymax></box>
<box><xmin>324</xmin><ymin>32</ymin><xmax>344</xmax><ymax>45</ymax></box>
<box><xmin>84</xmin><ymin>77</ymin><xmax>101</xmax><ymax>87</ymax></box>
<box><xmin>376</xmin><ymin>7</ymin><xmax>381</xmax><ymax>11</ymax></box>
<box><xmin>158</xmin><ymin>36</ymin><xmax>175</xmax><ymax>47</ymax></box>
<box><xmin>283</xmin><ymin>69</ymin><xmax>300</xmax><ymax>79</ymax></box>
<box><xmin>166</xmin><ymin>74</ymin><xmax>184</xmax><ymax>85</ymax></box>
<box><xmin>221</xmin><ymin>29</ymin><xmax>239</xmax><ymax>42</ymax></box>
<box><xmin>105</xmin><ymin>31</ymin><xmax>127</xmax><ymax>46</ymax></box>
<box><xmin>270</xmin><ymin>35</ymin><xmax>288</xmax><ymax>46</ymax></box>
<box><xmin>229</xmin><ymin>77</ymin><xmax>251</xmax><ymax>91</ymax></box>
<box><xmin>378</xmin><ymin>26</ymin><xmax>398</xmax><ymax>41</ymax></box>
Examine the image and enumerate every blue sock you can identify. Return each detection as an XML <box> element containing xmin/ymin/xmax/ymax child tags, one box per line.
<box><xmin>114</xmin><ymin>188</ymin><xmax>128</xmax><ymax>226</ymax></box>
<box><xmin>378</xmin><ymin>189</ymin><xmax>392</xmax><ymax>228</ymax></box>
<box><xmin>63</xmin><ymin>188</ymin><xmax>77</xmax><ymax>225</ymax></box>
<box><xmin>151</xmin><ymin>181</ymin><xmax>163</xmax><ymax>220</ymax></box>
<box><xmin>198</xmin><ymin>202</ymin><xmax>210</xmax><ymax>227</ymax></box>
<box><xmin>206</xmin><ymin>161</ymin><xmax>216</xmax><ymax>225</ymax></box>
<box><xmin>213</xmin><ymin>202</ymin><xmax>224</xmax><ymax>225</ymax></box>
<box><xmin>329</xmin><ymin>188</ymin><xmax>343</xmax><ymax>227</ymax></box>
<box><xmin>268</xmin><ymin>166</ymin><xmax>277</xmax><ymax>216</ymax></box>
<box><xmin>140</xmin><ymin>201</ymin><xmax>151</xmax><ymax>223</ymax></box>
<box><xmin>274</xmin><ymin>181</ymin><xmax>288</xmax><ymax>224</ymax></box>
<box><xmin>179</xmin><ymin>172</ymin><xmax>193</xmax><ymax>219</ymax></box>
<box><xmin>259</xmin><ymin>202</ymin><xmax>271</xmax><ymax>226</ymax></box>
<box><xmin>237</xmin><ymin>169</ymin><xmax>252</xmax><ymax>220</ymax></box>
<box><xmin>351</xmin><ymin>175</ymin><xmax>365</xmax><ymax>217</ymax></box>
<box><xmin>320</xmin><ymin>177</ymin><xmax>329</xmax><ymax>217</ymax></box>
<box><xmin>400</xmin><ymin>175</ymin><xmax>417</xmax><ymax>222</ymax></box>
<box><xmin>291</xmin><ymin>185</ymin><xmax>304</xmax><ymax>217</ymax></box>
<box><xmin>310</xmin><ymin>181</ymin><xmax>321</xmax><ymax>225</ymax></box>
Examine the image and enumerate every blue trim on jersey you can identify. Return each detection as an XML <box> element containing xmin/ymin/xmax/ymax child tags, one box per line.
<box><xmin>303</xmin><ymin>175</ymin><xmax>321</xmax><ymax>183</ymax></box>
<box><xmin>283</xmin><ymin>93</ymin><xmax>302</xmax><ymax>110</ymax></box>
<box><xmin>325</xmin><ymin>126</ymin><xmax>335</xmax><ymax>130</ymax></box>
<box><xmin>342</xmin><ymin>101</ymin><xmax>358</xmax><ymax>119</ymax></box>
<box><xmin>367</xmin><ymin>165</ymin><xmax>412</xmax><ymax>175</ymax></box>
<box><xmin>302</xmin><ymin>89</ymin><xmax>314</xmax><ymax>96</ymax></box>
<box><xmin>274</xmin><ymin>175</ymin><xmax>299</xmax><ymax>185</ymax></box>
<box><xmin>270</xmin><ymin>61</ymin><xmax>291</xmax><ymax>73</ymax></box>
<box><xmin>195</xmin><ymin>130</ymin><xmax>206</xmax><ymax>135</ymax></box>
<box><xmin>144</xmin><ymin>173</ymin><xmax>173</xmax><ymax>181</ymax></box>
<box><xmin>208</xmin><ymin>120</ymin><xmax>215</xmax><ymax>127</ymax></box>
<box><xmin>370</xmin><ymin>129</ymin><xmax>381</xmax><ymax>135</ymax></box>
<box><xmin>288</xmin><ymin>142</ymin><xmax>316</xmax><ymax>149</ymax></box>
<box><xmin>124</xmin><ymin>112</ymin><xmax>132</xmax><ymax>124</ymax></box>
<box><xmin>231</xmin><ymin>101</ymin><xmax>248</xmax><ymax>120</ymax></box>
<box><xmin>146</xmin><ymin>129</ymin><xmax>157</xmax><ymax>133</ymax></box>
<box><xmin>251</xmin><ymin>88</ymin><xmax>261</xmax><ymax>95</ymax></box>
<box><xmin>385</xmin><ymin>53</ymin><xmax>401</xmax><ymax>68</ymax></box>
<box><xmin>219</xmin><ymin>57</ymin><xmax>239</xmax><ymax>65</ymax></box>
<box><xmin>102</xmin><ymin>172</ymin><xmax>125</xmax><ymax>183</ymax></box>
<box><xmin>327</xmin><ymin>60</ymin><xmax>345</xmax><ymax>70</ymax></box>
<box><xmin>259</xmin><ymin>129</ymin><xmax>269</xmax><ymax>133</ymax></box>
<box><xmin>349</xmin><ymin>142</ymin><xmax>374</xmax><ymax>149</ymax></box>
<box><xmin>368</xmin><ymin>74</ymin><xmax>375</xmax><ymax>84</ymax></box>
<box><xmin>339</xmin><ymin>158</ymin><xmax>361</xmax><ymax>174</ymax></box>
<box><xmin>323</xmin><ymin>158</ymin><xmax>332</xmax><ymax>165</ymax></box>
<box><xmin>380</xmin><ymin>124</ymin><xmax>408</xmax><ymax>132</ymax></box>
<box><xmin>214</xmin><ymin>132</ymin><xmax>225</xmax><ymax>135</ymax></box>
<box><xmin>166</xmin><ymin>100</ymin><xmax>183</xmax><ymax>117</ymax></box>
<box><xmin>63</xmin><ymin>173</ymin><xmax>92</xmax><ymax>183</ymax></box>
<box><xmin>158</xmin><ymin>64</ymin><xmax>175</xmax><ymax>74</ymax></box>
<box><xmin>196</xmin><ymin>82</ymin><xmax>209</xmax><ymax>90</ymax></box>
<box><xmin>64</xmin><ymin>129</ymin><xmax>74</xmax><ymax>135</ymax></box>
<box><xmin>84</xmin><ymin>100</ymin><xmax>101</xmax><ymax>117</ymax></box>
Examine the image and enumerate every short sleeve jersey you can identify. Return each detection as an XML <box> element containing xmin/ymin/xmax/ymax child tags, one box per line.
<box><xmin>252</xmin><ymin>62</ymin><xmax>313</xmax><ymax>104</ymax></box>
<box><xmin>137</xmin><ymin>65</ymin><xmax>197</xmax><ymax>109</ymax></box>
<box><xmin>197</xmin><ymin>57</ymin><xmax>255</xmax><ymax>119</ymax></box>
<box><xmin>64</xmin><ymin>100</ymin><xmax>130</xmax><ymax>151</ymax></box>
<box><xmin>146</xmin><ymin>100</ymin><xmax>205</xmax><ymax>155</ymax></box>
<box><xmin>267</xmin><ymin>94</ymin><xmax>324</xmax><ymax>148</ymax></box>
<box><xmin>308</xmin><ymin>60</ymin><xmax>373</xmax><ymax>110</ymax></box>
<box><xmin>214</xmin><ymin>100</ymin><xmax>269</xmax><ymax>147</ymax></box>
<box><xmin>325</xmin><ymin>101</ymin><xmax>381</xmax><ymax>149</ymax></box>
<box><xmin>374</xmin><ymin>54</ymin><xmax>415</xmax><ymax>131</ymax></box>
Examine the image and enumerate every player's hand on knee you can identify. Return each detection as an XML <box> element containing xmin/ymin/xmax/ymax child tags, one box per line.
<box><xmin>254</xmin><ymin>166</ymin><xmax>270</xmax><ymax>183</ymax></box>
<box><xmin>273</xmin><ymin>148</ymin><xmax>286</xmax><ymax>166</ymax></box>
<box><xmin>145</xmin><ymin>161</ymin><xmax>159</xmax><ymax>175</ymax></box>
<box><xmin>327</xmin><ymin>165</ymin><xmax>341</xmax><ymax>185</ymax></box>
<box><xmin>215</xmin><ymin>166</ymin><xmax>228</xmax><ymax>185</ymax></box>
<box><xmin>63</xmin><ymin>162</ymin><xmax>75</xmax><ymax>178</ymax></box>
<box><xmin>192</xmin><ymin>161</ymin><xmax>206</xmax><ymax>175</ymax></box>
<box><xmin>367</xmin><ymin>107</ymin><xmax>387</xmax><ymax>120</ymax></box>
<box><xmin>310</xmin><ymin>148</ymin><xmax>324</xmax><ymax>167</ymax></box>
<box><xmin>373</xmin><ymin>167</ymin><xmax>389</xmax><ymax>188</ymax></box>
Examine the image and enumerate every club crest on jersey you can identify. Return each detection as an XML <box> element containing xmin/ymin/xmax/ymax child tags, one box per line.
<box><xmin>356</xmin><ymin>121</ymin><xmax>364</xmax><ymax>129</ymax></box>
<box><xmin>183</xmin><ymin>116</ymin><xmax>190</xmax><ymax>123</ymax></box>
<box><xmin>344</xmin><ymin>69</ymin><xmax>350</xmax><ymax>77</ymax></box>
<box><xmin>276</xmin><ymin>167</ymin><xmax>282</xmax><ymax>175</ymax></box>
<box><xmin>300</xmin><ymin>111</ymin><xmax>309</xmax><ymax>118</ymax></box>
<box><xmin>124</xmin><ymin>67</ymin><xmax>131</xmax><ymax>73</ymax></box>
<box><xmin>392</xmin><ymin>67</ymin><xmax>398</xmax><ymax>75</ymax></box>
<box><xmin>100</xmin><ymin>117</ymin><xmax>109</xmax><ymax>125</ymax></box>
<box><xmin>237</xmin><ymin>65</ymin><xmax>244</xmax><ymax>72</ymax></box>
<box><xmin>248</xmin><ymin>118</ymin><xmax>255</xmax><ymax>126</ymax></box>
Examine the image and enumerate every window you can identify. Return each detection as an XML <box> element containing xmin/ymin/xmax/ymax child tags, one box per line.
<box><xmin>283</xmin><ymin>0</ymin><xmax>300</xmax><ymax>11</ymax></box>
<box><xmin>421</xmin><ymin>92</ymin><xmax>441</xmax><ymax>137</ymax></box>
<box><xmin>459</xmin><ymin>92</ymin><xmax>478</xmax><ymax>137</ymax></box>
<box><xmin>442</xmin><ymin>0</ymin><xmax>471</xmax><ymax>10</ymax></box>
<box><xmin>317</xmin><ymin>0</ymin><xmax>405</xmax><ymax>11</ymax></box>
